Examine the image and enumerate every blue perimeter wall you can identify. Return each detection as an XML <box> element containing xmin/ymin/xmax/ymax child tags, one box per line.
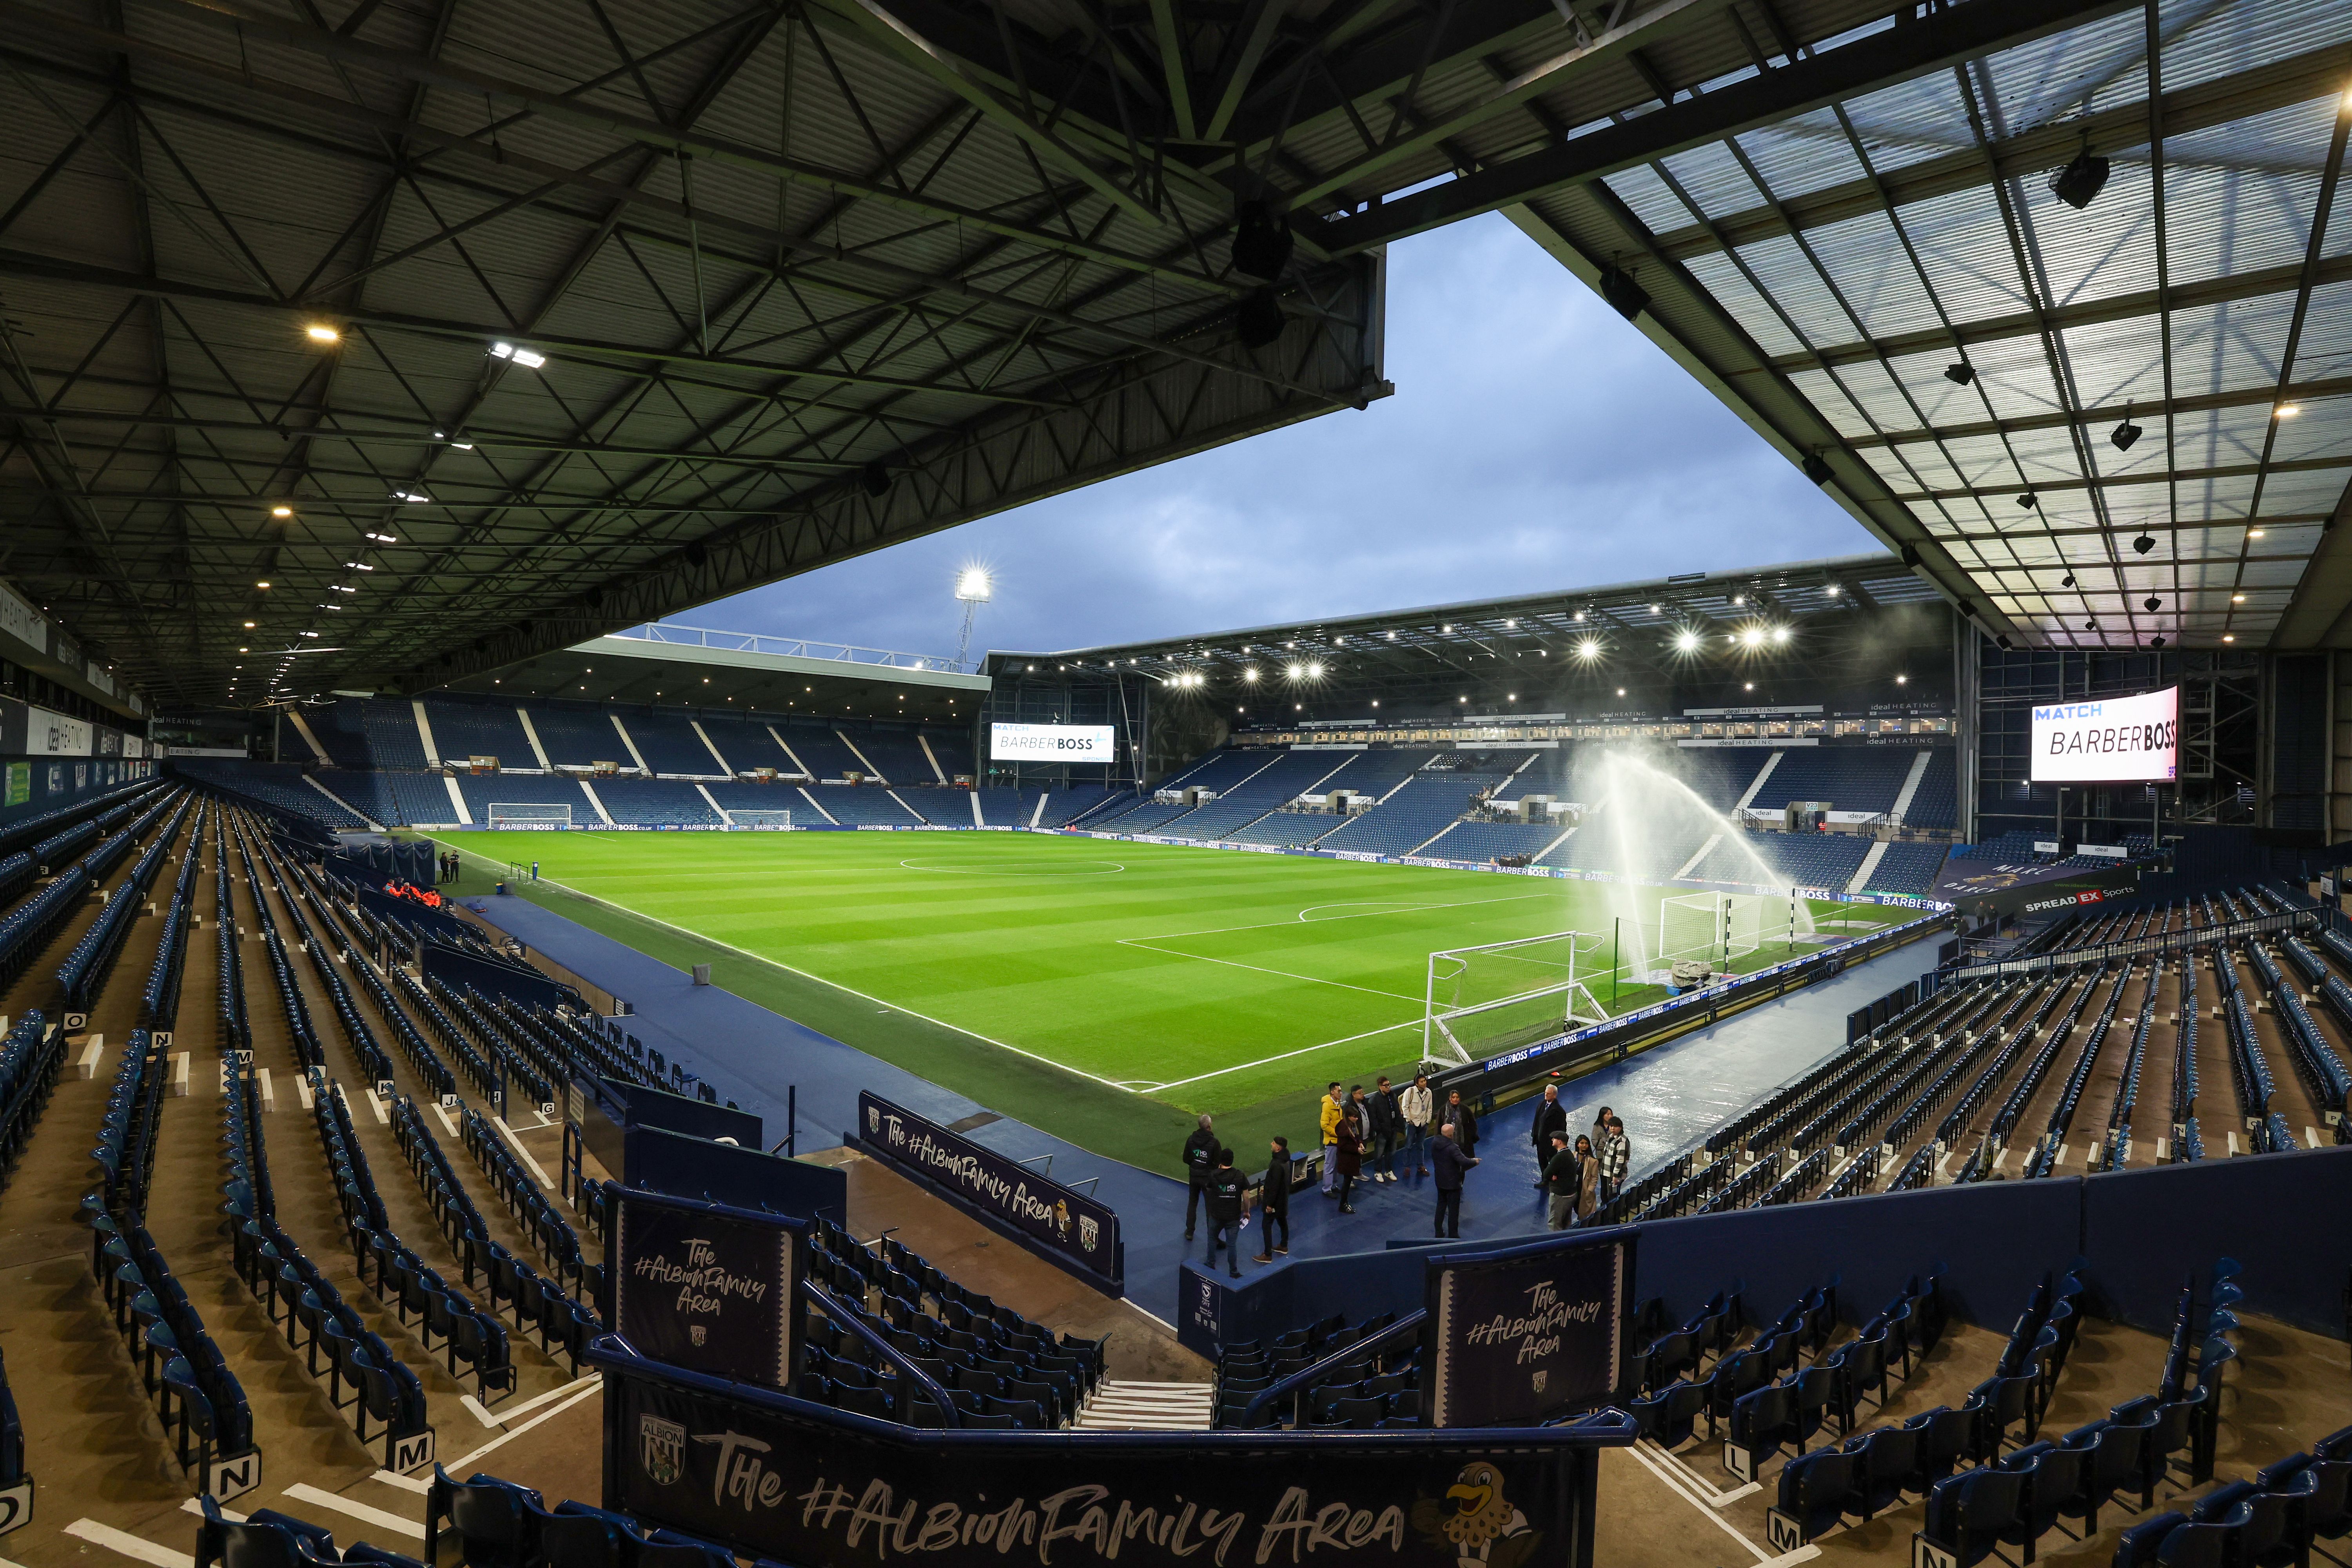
<box><xmin>1181</xmin><ymin>1144</ymin><xmax>2352</xmax><ymax>1357</ymax></box>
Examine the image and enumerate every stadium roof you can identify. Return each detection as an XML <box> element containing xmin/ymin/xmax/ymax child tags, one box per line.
<box><xmin>5</xmin><ymin>0</ymin><xmax>2345</xmax><ymax>718</ymax></box>
<box><xmin>431</xmin><ymin>626</ymin><xmax>985</xmax><ymax>722</ymax></box>
<box><xmin>988</xmin><ymin>549</ymin><xmax>1944</xmax><ymax>688</ymax></box>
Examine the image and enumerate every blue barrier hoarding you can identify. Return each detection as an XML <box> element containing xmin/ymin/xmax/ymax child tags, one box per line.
<box><xmin>858</xmin><ymin>1090</ymin><xmax>1122</xmax><ymax>1290</ymax></box>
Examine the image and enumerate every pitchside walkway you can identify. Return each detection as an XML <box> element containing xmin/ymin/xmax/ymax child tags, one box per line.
<box><xmin>464</xmin><ymin>889</ymin><xmax>1942</xmax><ymax>1315</ymax></box>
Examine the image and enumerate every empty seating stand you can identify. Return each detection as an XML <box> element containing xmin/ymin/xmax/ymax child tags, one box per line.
<box><xmin>793</xmin><ymin>1217</ymin><xmax>1102</xmax><ymax>1429</ymax></box>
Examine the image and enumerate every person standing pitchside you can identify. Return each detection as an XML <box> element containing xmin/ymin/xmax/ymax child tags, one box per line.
<box><xmin>1530</xmin><ymin>1084</ymin><xmax>1569</xmax><ymax>1187</ymax></box>
<box><xmin>1400</xmin><ymin>1073</ymin><xmax>1434</xmax><ymax>1177</ymax></box>
<box><xmin>1599</xmin><ymin>1116</ymin><xmax>1631</xmax><ymax>1205</ymax></box>
<box><xmin>1542</xmin><ymin>1133</ymin><xmax>1580</xmax><ymax>1230</ymax></box>
<box><xmin>1319</xmin><ymin>1083</ymin><xmax>1345</xmax><ymax>1196</ymax></box>
<box><xmin>1250</xmin><ymin>1137</ymin><xmax>1292</xmax><ymax>1263</ymax></box>
<box><xmin>1367</xmin><ymin>1076</ymin><xmax>1401</xmax><ymax>1183</ymax></box>
<box><xmin>1202</xmin><ymin>1151</ymin><xmax>1247</xmax><ymax>1278</ymax></box>
<box><xmin>1180</xmin><ymin>1114</ymin><xmax>1221</xmax><ymax>1243</ymax></box>
<box><xmin>1429</xmin><ymin>1122</ymin><xmax>1478</xmax><ymax>1239</ymax></box>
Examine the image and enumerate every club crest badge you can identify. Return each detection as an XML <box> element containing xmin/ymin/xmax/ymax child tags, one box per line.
<box><xmin>866</xmin><ymin>1105</ymin><xmax>880</xmax><ymax>1136</ymax></box>
<box><xmin>690</xmin><ymin>1325</ymin><xmax>707</xmax><ymax>1347</ymax></box>
<box><xmin>1078</xmin><ymin>1214</ymin><xmax>1099</xmax><ymax>1253</ymax></box>
<box><xmin>1531</xmin><ymin>1369</ymin><xmax>1547</xmax><ymax>1396</ymax></box>
<box><xmin>639</xmin><ymin>1416</ymin><xmax>685</xmax><ymax>1487</ymax></box>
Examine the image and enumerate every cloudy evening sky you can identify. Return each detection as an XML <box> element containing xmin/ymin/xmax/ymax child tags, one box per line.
<box><xmin>699</xmin><ymin>211</ymin><xmax>1880</xmax><ymax>659</ymax></box>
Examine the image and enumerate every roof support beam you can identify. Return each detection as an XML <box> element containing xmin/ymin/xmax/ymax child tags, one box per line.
<box><xmin>1314</xmin><ymin>0</ymin><xmax>2138</xmax><ymax>254</ymax></box>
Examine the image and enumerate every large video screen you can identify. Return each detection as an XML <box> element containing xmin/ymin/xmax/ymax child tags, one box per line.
<box><xmin>990</xmin><ymin>722</ymin><xmax>1116</xmax><ymax>762</ymax></box>
<box><xmin>2032</xmin><ymin>686</ymin><xmax>2178</xmax><ymax>783</ymax></box>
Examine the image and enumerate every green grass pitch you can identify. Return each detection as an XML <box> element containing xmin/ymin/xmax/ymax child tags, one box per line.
<box><xmin>443</xmin><ymin>829</ymin><xmax>1900</xmax><ymax>1177</ymax></box>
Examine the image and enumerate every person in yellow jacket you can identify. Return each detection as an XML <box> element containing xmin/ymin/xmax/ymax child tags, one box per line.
<box><xmin>1318</xmin><ymin>1082</ymin><xmax>1345</xmax><ymax>1195</ymax></box>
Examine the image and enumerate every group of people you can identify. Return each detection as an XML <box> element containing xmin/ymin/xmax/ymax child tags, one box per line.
<box><xmin>1181</xmin><ymin>1077</ymin><xmax>1635</xmax><ymax>1275</ymax></box>
<box><xmin>437</xmin><ymin>849</ymin><xmax>461</xmax><ymax>884</ymax></box>
<box><xmin>1532</xmin><ymin>1086</ymin><xmax>1632</xmax><ymax>1230</ymax></box>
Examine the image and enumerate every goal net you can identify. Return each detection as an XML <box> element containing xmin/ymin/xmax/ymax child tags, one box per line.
<box><xmin>487</xmin><ymin>803</ymin><xmax>572</xmax><ymax>829</ymax></box>
<box><xmin>1654</xmin><ymin>891</ymin><xmax>1818</xmax><ymax>976</ymax></box>
<box><xmin>728</xmin><ymin>809</ymin><xmax>794</xmax><ymax>829</ymax></box>
<box><xmin>1424</xmin><ymin>929</ymin><xmax>1611</xmax><ymax>1064</ymax></box>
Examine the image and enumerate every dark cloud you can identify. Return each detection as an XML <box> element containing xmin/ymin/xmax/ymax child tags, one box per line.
<box><xmin>697</xmin><ymin>213</ymin><xmax>1878</xmax><ymax>659</ymax></box>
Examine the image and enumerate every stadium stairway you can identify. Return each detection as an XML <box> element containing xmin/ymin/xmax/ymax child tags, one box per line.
<box><xmin>1071</xmin><ymin>1381</ymin><xmax>1218</xmax><ymax>1431</ymax></box>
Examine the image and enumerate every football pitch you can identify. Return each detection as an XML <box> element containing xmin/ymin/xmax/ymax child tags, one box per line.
<box><xmin>447</xmin><ymin>829</ymin><xmax>1904</xmax><ymax>1174</ymax></box>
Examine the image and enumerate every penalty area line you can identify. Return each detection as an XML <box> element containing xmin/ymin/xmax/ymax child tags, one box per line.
<box><xmin>1149</xmin><ymin>1018</ymin><xmax>1428</xmax><ymax>1093</ymax></box>
<box><xmin>427</xmin><ymin>839</ymin><xmax>1143</xmax><ymax>1096</ymax></box>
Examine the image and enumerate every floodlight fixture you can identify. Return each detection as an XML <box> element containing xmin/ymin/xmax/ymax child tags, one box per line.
<box><xmin>1597</xmin><ymin>266</ymin><xmax>1649</xmax><ymax>320</ymax></box>
<box><xmin>490</xmin><ymin>341</ymin><xmax>548</xmax><ymax>368</ymax></box>
<box><xmin>955</xmin><ymin>568</ymin><xmax>992</xmax><ymax>602</ymax></box>
<box><xmin>1740</xmin><ymin>626</ymin><xmax>1764</xmax><ymax>647</ymax></box>
<box><xmin>1896</xmin><ymin>675</ymin><xmax>1908</xmax><ymax>685</ymax></box>
<box><xmin>2232</xmin><ymin>594</ymin><xmax>2245</xmax><ymax>603</ymax></box>
<box><xmin>1802</xmin><ymin>453</ymin><xmax>1834</xmax><ymax>485</ymax></box>
<box><xmin>2048</xmin><ymin>149</ymin><xmax>2112</xmax><ymax>210</ymax></box>
<box><xmin>1771</xmin><ymin>626</ymin><xmax>1790</xmax><ymax>644</ymax></box>
<box><xmin>1616</xmin><ymin>688</ymin><xmax>1626</xmax><ymax>697</ymax></box>
<box><xmin>1286</xmin><ymin>662</ymin><xmax>1305</xmax><ymax>680</ymax></box>
<box><xmin>1236</xmin><ymin>288</ymin><xmax>1285</xmax><ymax>348</ymax></box>
<box><xmin>2060</xmin><ymin>573</ymin><xmax>2076</xmax><ymax>588</ymax></box>
<box><xmin>2250</xmin><ymin>529</ymin><xmax>2266</xmax><ymax>538</ymax></box>
<box><xmin>2018</xmin><ymin>492</ymin><xmax>2038</xmax><ymax>509</ymax></box>
<box><xmin>1944</xmin><ymin>361</ymin><xmax>1975</xmax><ymax>386</ymax></box>
<box><xmin>345</xmin><ymin>563</ymin><xmax>373</xmax><ymax>571</ymax></box>
<box><xmin>270</xmin><ymin>505</ymin><xmax>294</xmax><ymax>518</ymax></box>
<box><xmin>305</xmin><ymin>323</ymin><xmax>340</xmax><ymax>344</ymax></box>
<box><xmin>1826</xmin><ymin>584</ymin><xmax>1840</xmax><ymax>597</ymax></box>
<box><xmin>1306</xmin><ymin>662</ymin><xmax>1325</xmax><ymax>678</ymax></box>
<box><xmin>1574</xmin><ymin>609</ymin><xmax>1586</xmax><ymax>620</ymax></box>
<box><xmin>2275</xmin><ymin>403</ymin><xmax>2301</xmax><ymax>419</ymax></box>
<box><xmin>392</xmin><ymin>490</ymin><xmax>430</xmax><ymax>502</ymax></box>
<box><xmin>1575</xmin><ymin>639</ymin><xmax>1601</xmax><ymax>661</ymax></box>
<box><xmin>256</xmin><ymin>581</ymin><xmax>270</xmax><ymax>589</ymax></box>
<box><xmin>2149</xmin><ymin>634</ymin><xmax>2167</xmax><ymax>649</ymax></box>
<box><xmin>1673</xmin><ymin>628</ymin><xmax>1701</xmax><ymax>653</ymax></box>
<box><xmin>2133</xmin><ymin>535</ymin><xmax>2155</xmax><ymax>554</ymax></box>
<box><xmin>366</xmin><ymin>532</ymin><xmax>397</xmax><ymax>542</ymax></box>
<box><xmin>2144</xmin><ymin>596</ymin><xmax>2162</xmax><ymax>612</ymax></box>
<box><xmin>2222</xmin><ymin>634</ymin><xmax>2235</xmax><ymax>642</ymax></box>
<box><xmin>2111</xmin><ymin>411</ymin><xmax>2143</xmax><ymax>450</ymax></box>
<box><xmin>1232</xmin><ymin>201</ymin><xmax>1293</xmax><ymax>280</ymax></box>
<box><xmin>1244</xmin><ymin>668</ymin><xmax>1259</xmax><ymax>683</ymax></box>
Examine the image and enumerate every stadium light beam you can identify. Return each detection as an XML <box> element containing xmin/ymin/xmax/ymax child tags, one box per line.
<box><xmin>1673</xmin><ymin>628</ymin><xmax>1700</xmax><ymax>653</ymax></box>
<box><xmin>953</xmin><ymin>566</ymin><xmax>993</xmax><ymax>670</ymax></box>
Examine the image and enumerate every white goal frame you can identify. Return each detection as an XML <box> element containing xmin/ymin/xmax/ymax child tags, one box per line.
<box><xmin>727</xmin><ymin>809</ymin><xmax>795</xmax><ymax>829</ymax></box>
<box><xmin>486</xmin><ymin>802</ymin><xmax>572</xmax><ymax>828</ymax></box>
<box><xmin>1423</xmin><ymin>929</ymin><xmax>1611</xmax><ymax>1064</ymax></box>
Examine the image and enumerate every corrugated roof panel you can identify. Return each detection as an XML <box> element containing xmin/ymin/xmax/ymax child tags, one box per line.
<box><xmin>1680</xmin><ymin>250</ymin><xmax>1807</xmax><ymax>358</ymax></box>
<box><xmin>1791</xmin><ymin>206</ymin><xmax>1946</xmax><ymax>342</ymax></box>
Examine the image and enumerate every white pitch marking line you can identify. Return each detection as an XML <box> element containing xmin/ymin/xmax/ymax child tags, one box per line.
<box><xmin>428</xmin><ymin>844</ymin><xmax>1143</xmax><ymax>1093</ymax></box>
<box><xmin>65</xmin><ymin>1521</ymin><xmax>196</xmax><ymax>1568</ymax></box>
<box><xmin>280</xmin><ymin>1483</ymin><xmax>425</xmax><ymax>1540</ymax></box>
<box><xmin>1117</xmin><ymin>940</ymin><xmax>1426</xmax><ymax>1003</ymax></box>
<box><xmin>1148</xmin><ymin>1018</ymin><xmax>1427</xmax><ymax>1093</ymax></box>
<box><xmin>448</xmin><ymin>1381</ymin><xmax>604</xmax><ymax>1470</ymax></box>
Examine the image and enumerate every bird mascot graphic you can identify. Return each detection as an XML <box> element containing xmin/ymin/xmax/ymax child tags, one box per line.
<box><xmin>1412</xmin><ymin>1463</ymin><xmax>1540</xmax><ymax>1568</ymax></box>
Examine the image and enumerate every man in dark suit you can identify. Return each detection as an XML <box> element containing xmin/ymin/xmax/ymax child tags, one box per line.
<box><xmin>1530</xmin><ymin>1085</ymin><xmax>1568</xmax><ymax>1187</ymax></box>
<box><xmin>1429</xmin><ymin>1122</ymin><xmax>1479</xmax><ymax>1239</ymax></box>
<box><xmin>1202</xmin><ymin>1150</ymin><xmax>1248</xmax><ymax>1278</ymax></box>
<box><xmin>1250</xmin><ymin>1136</ymin><xmax>1292</xmax><ymax>1263</ymax></box>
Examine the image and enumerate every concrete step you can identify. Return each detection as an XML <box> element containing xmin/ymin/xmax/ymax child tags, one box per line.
<box><xmin>1073</xmin><ymin>1380</ymin><xmax>1218</xmax><ymax>1431</ymax></box>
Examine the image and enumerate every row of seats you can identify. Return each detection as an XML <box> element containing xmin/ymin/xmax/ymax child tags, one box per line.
<box><xmin>1216</xmin><ymin>1314</ymin><xmax>1416</xmax><ymax>1431</ymax></box>
<box><xmin>2274</xmin><ymin>938</ymin><xmax>2352</xmax><ymax>1118</ymax></box>
<box><xmin>220</xmin><ymin>1038</ymin><xmax>432</xmax><ymax>1467</ymax></box>
<box><xmin>81</xmin><ymin>1013</ymin><xmax>258</xmax><ymax>1488</ymax></box>
<box><xmin>392</xmin><ymin>965</ymin><xmax>500</xmax><ymax>1103</ymax></box>
<box><xmin>2115</xmin><ymin>1425</ymin><xmax>2352</xmax><ymax>1568</ymax></box>
<box><xmin>390</xmin><ymin>1098</ymin><xmax>601</xmax><ymax>1376</ymax></box>
<box><xmin>794</xmin><ymin>1217</ymin><xmax>1101</xmax><ymax>1429</ymax></box>
<box><xmin>0</xmin><ymin>779</ymin><xmax>160</xmax><ymax>858</ymax></box>
<box><xmin>1914</xmin><ymin>1266</ymin><xmax>2234</xmax><ymax>1567</ymax></box>
<box><xmin>0</xmin><ymin>1012</ymin><xmax>62</xmax><ymax>1191</ymax></box>
<box><xmin>141</xmin><ymin>810</ymin><xmax>205</xmax><ymax>1034</ymax></box>
<box><xmin>459</xmin><ymin>1109</ymin><xmax>593</xmax><ymax>1297</ymax></box>
<box><xmin>1771</xmin><ymin>1272</ymin><xmax>2077</xmax><ymax>1546</ymax></box>
<box><xmin>441</xmin><ymin>982</ymin><xmax>553</xmax><ymax>1114</ymax></box>
<box><xmin>55</xmin><ymin>796</ymin><xmax>188</xmax><ymax>1011</ymax></box>
<box><xmin>313</xmin><ymin>1075</ymin><xmax>517</xmax><ymax>1401</ymax></box>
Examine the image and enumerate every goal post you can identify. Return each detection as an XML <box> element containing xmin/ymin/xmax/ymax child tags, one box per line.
<box><xmin>486</xmin><ymin>802</ymin><xmax>572</xmax><ymax>829</ymax></box>
<box><xmin>1423</xmin><ymin>929</ymin><xmax>1612</xmax><ymax>1064</ymax></box>
<box><xmin>726</xmin><ymin>809</ymin><xmax>795</xmax><ymax>829</ymax></box>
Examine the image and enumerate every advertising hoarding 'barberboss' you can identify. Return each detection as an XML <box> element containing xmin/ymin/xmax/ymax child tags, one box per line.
<box><xmin>2030</xmin><ymin>687</ymin><xmax>2178</xmax><ymax>783</ymax></box>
